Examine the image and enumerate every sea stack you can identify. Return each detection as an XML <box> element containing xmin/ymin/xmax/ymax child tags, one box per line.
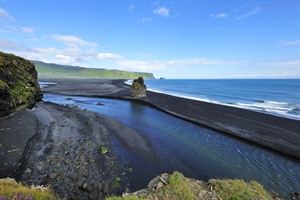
<box><xmin>0</xmin><ymin>52</ymin><xmax>43</xmax><ymax>116</ymax></box>
<box><xmin>130</xmin><ymin>76</ymin><xmax>147</xmax><ymax>98</ymax></box>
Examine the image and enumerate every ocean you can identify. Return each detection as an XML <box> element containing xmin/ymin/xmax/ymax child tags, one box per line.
<box><xmin>127</xmin><ymin>79</ymin><xmax>300</xmax><ymax>120</ymax></box>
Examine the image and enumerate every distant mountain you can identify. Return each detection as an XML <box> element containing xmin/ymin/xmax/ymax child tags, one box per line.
<box><xmin>32</xmin><ymin>60</ymin><xmax>155</xmax><ymax>79</ymax></box>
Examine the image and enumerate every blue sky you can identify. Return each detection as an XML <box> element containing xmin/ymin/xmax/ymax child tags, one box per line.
<box><xmin>0</xmin><ymin>0</ymin><xmax>299</xmax><ymax>79</ymax></box>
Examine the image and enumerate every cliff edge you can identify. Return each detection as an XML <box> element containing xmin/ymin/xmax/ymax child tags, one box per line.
<box><xmin>0</xmin><ymin>52</ymin><xmax>43</xmax><ymax>116</ymax></box>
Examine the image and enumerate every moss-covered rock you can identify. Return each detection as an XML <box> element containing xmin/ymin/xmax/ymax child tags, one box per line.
<box><xmin>0</xmin><ymin>51</ymin><xmax>43</xmax><ymax>116</ymax></box>
<box><xmin>130</xmin><ymin>77</ymin><xmax>146</xmax><ymax>98</ymax></box>
<box><xmin>107</xmin><ymin>172</ymin><xmax>282</xmax><ymax>200</ymax></box>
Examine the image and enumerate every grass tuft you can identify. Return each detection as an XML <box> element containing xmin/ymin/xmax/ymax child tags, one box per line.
<box><xmin>209</xmin><ymin>179</ymin><xmax>273</xmax><ymax>200</ymax></box>
<box><xmin>0</xmin><ymin>178</ymin><xmax>59</xmax><ymax>200</ymax></box>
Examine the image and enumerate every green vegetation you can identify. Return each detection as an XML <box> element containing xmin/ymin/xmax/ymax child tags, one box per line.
<box><xmin>106</xmin><ymin>172</ymin><xmax>277</xmax><ymax>200</ymax></box>
<box><xmin>33</xmin><ymin>61</ymin><xmax>155</xmax><ymax>79</ymax></box>
<box><xmin>110</xmin><ymin>177</ymin><xmax>121</xmax><ymax>189</ymax></box>
<box><xmin>161</xmin><ymin>171</ymin><xmax>196</xmax><ymax>199</ymax></box>
<box><xmin>108</xmin><ymin>196</ymin><xmax>144</xmax><ymax>200</ymax></box>
<box><xmin>100</xmin><ymin>146</ymin><xmax>108</xmax><ymax>154</ymax></box>
<box><xmin>209</xmin><ymin>179</ymin><xmax>273</xmax><ymax>200</ymax></box>
<box><xmin>10</xmin><ymin>82</ymin><xmax>35</xmax><ymax>105</ymax></box>
<box><xmin>0</xmin><ymin>52</ymin><xmax>43</xmax><ymax>116</ymax></box>
<box><xmin>0</xmin><ymin>80</ymin><xmax>9</xmax><ymax>89</ymax></box>
<box><xmin>106</xmin><ymin>172</ymin><xmax>198</xmax><ymax>200</ymax></box>
<box><xmin>0</xmin><ymin>178</ymin><xmax>59</xmax><ymax>200</ymax></box>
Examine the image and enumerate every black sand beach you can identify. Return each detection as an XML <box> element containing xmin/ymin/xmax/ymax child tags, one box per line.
<box><xmin>41</xmin><ymin>78</ymin><xmax>300</xmax><ymax>160</ymax></box>
<box><xmin>0</xmin><ymin>100</ymin><xmax>153</xmax><ymax>199</ymax></box>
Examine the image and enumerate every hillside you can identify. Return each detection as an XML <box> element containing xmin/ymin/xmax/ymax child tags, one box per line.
<box><xmin>32</xmin><ymin>61</ymin><xmax>155</xmax><ymax>79</ymax></box>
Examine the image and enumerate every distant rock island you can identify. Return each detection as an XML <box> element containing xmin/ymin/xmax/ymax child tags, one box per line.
<box><xmin>0</xmin><ymin>52</ymin><xmax>43</xmax><ymax>116</ymax></box>
<box><xmin>32</xmin><ymin>60</ymin><xmax>155</xmax><ymax>79</ymax></box>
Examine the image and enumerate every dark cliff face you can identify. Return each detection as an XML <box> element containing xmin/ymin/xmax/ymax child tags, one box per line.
<box><xmin>0</xmin><ymin>52</ymin><xmax>43</xmax><ymax>116</ymax></box>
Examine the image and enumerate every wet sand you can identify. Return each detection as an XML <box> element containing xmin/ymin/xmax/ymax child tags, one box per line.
<box><xmin>41</xmin><ymin>78</ymin><xmax>300</xmax><ymax>160</ymax></box>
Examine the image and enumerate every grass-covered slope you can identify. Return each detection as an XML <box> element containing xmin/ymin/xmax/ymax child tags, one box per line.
<box><xmin>33</xmin><ymin>61</ymin><xmax>155</xmax><ymax>79</ymax></box>
<box><xmin>0</xmin><ymin>178</ymin><xmax>58</xmax><ymax>200</ymax></box>
<box><xmin>107</xmin><ymin>172</ymin><xmax>279</xmax><ymax>200</ymax></box>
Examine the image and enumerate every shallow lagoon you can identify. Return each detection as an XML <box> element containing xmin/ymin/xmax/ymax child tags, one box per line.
<box><xmin>44</xmin><ymin>94</ymin><xmax>300</xmax><ymax>196</ymax></box>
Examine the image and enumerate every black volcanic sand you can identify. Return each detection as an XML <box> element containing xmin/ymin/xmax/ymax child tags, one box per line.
<box><xmin>41</xmin><ymin>78</ymin><xmax>300</xmax><ymax>160</ymax></box>
<box><xmin>0</xmin><ymin>110</ymin><xmax>37</xmax><ymax>177</ymax></box>
<box><xmin>0</xmin><ymin>101</ymin><xmax>155</xmax><ymax>199</ymax></box>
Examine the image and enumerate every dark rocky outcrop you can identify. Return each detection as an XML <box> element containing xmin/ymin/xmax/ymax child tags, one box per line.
<box><xmin>130</xmin><ymin>76</ymin><xmax>146</xmax><ymax>98</ymax></box>
<box><xmin>0</xmin><ymin>52</ymin><xmax>43</xmax><ymax>116</ymax></box>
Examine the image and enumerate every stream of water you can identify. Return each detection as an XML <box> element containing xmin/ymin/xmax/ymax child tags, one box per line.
<box><xmin>43</xmin><ymin>93</ymin><xmax>300</xmax><ymax>196</ymax></box>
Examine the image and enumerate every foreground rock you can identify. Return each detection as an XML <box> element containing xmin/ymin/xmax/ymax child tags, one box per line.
<box><xmin>130</xmin><ymin>77</ymin><xmax>146</xmax><ymax>98</ymax></box>
<box><xmin>0</xmin><ymin>52</ymin><xmax>42</xmax><ymax>117</ymax></box>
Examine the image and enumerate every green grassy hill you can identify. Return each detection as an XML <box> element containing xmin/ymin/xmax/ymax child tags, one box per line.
<box><xmin>32</xmin><ymin>61</ymin><xmax>155</xmax><ymax>79</ymax></box>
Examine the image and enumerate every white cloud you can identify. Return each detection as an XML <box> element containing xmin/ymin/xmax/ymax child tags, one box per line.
<box><xmin>0</xmin><ymin>8</ymin><xmax>14</xmax><ymax>22</ymax></box>
<box><xmin>117</xmin><ymin>60</ymin><xmax>166</xmax><ymax>71</ymax></box>
<box><xmin>97</xmin><ymin>53</ymin><xmax>123</xmax><ymax>60</ymax></box>
<box><xmin>0</xmin><ymin>38</ymin><xmax>98</xmax><ymax>66</ymax></box>
<box><xmin>166</xmin><ymin>58</ymin><xmax>241</xmax><ymax>66</ymax></box>
<box><xmin>256</xmin><ymin>59</ymin><xmax>299</xmax><ymax>68</ymax></box>
<box><xmin>235</xmin><ymin>7</ymin><xmax>262</xmax><ymax>20</ymax></box>
<box><xmin>211</xmin><ymin>13</ymin><xmax>228</xmax><ymax>19</ymax></box>
<box><xmin>21</xmin><ymin>27</ymin><xmax>35</xmax><ymax>33</ymax></box>
<box><xmin>153</xmin><ymin>6</ymin><xmax>169</xmax><ymax>17</ymax></box>
<box><xmin>279</xmin><ymin>39</ymin><xmax>300</xmax><ymax>46</ymax></box>
<box><xmin>152</xmin><ymin>1</ymin><xmax>160</xmax><ymax>7</ymax></box>
<box><xmin>52</xmin><ymin>34</ymin><xmax>97</xmax><ymax>48</ymax></box>
<box><xmin>53</xmin><ymin>55</ymin><xmax>79</xmax><ymax>66</ymax></box>
<box><xmin>135</xmin><ymin>53</ymin><xmax>150</xmax><ymax>58</ymax></box>
<box><xmin>128</xmin><ymin>4</ymin><xmax>135</xmax><ymax>12</ymax></box>
<box><xmin>212</xmin><ymin>5</ymin><xmax>262</xmax><ymax>21</ymax></box>
<box><xmin>117</xmin><ymin>58</ymin><xmax>242</xmax><ymax>71</ymax></box>
<box><xmin>0</xmin><ymin>39</ymin><xmax>28</xmax><ymax>51</ymax></box>
<box><xmin>138</xmin><ymin>17</ymin><xmax>153</xmax><ymax>23</ymax></box>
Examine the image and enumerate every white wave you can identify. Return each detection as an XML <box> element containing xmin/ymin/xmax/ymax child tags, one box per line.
<box><xmin>124</xmin><ymin>80</ymin><xmax>133</xmax><ymax>85</ymax></box>
<box><xmin>236</xmin><ymin>102</ymin><xmax>292</xmax><ymax>111</ymax></box>
<box><xmin>264</xmin><ymin>101</ymin><xmax>289</xmax><ymax>105</ymax></box>
<box><xmin>145</xmin><ymin>86</ymin><xmax>299</xmax><ymax>120</ymax></box>
<box><xmin>38</xmin><ymin>81</ymin><xmax>58</xmax><ymax>88</ymax></box>
<box><xmin>147</xmin><ymin>88</ymin><xmax>219</xmax><ymax>104</ymax></box>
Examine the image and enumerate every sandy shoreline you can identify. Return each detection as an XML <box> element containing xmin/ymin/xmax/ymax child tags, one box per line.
<box><xmin>40</xmin><ymin>78</ymin><xmax>300</xmax><ymax>160</ymax></box>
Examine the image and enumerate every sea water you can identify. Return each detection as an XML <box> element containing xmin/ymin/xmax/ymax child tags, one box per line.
<box><xmin>128</xmin><ymin>79</ymin><xmax>299</xmax><ymax>120</ymax></box>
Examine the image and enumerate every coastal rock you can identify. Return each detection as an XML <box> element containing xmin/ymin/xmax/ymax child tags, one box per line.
<box><xmin>119</xmin><ymin>172</ymin><xmax>282</xmax><ymax>200</ymax></box>
<box><xmin>130</xmin><ymin>76</ymin><xmax>146</xmax><ymax>98</ymax></box>
<box><xmin>0</xmin><ymin>51</ymin><xmax>43</xmax><ymax>116</ymax></box>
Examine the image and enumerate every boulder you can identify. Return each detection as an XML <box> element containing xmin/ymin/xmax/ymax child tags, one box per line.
<box><xmin>130</xmin><ymin>76</ymin><xmax>146</xmax><ymax>98</ymax></box>
<box><xmin>0</xmin><ymin>52</ymin><xmax>43</xmax><ymax>116</ymax></box>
